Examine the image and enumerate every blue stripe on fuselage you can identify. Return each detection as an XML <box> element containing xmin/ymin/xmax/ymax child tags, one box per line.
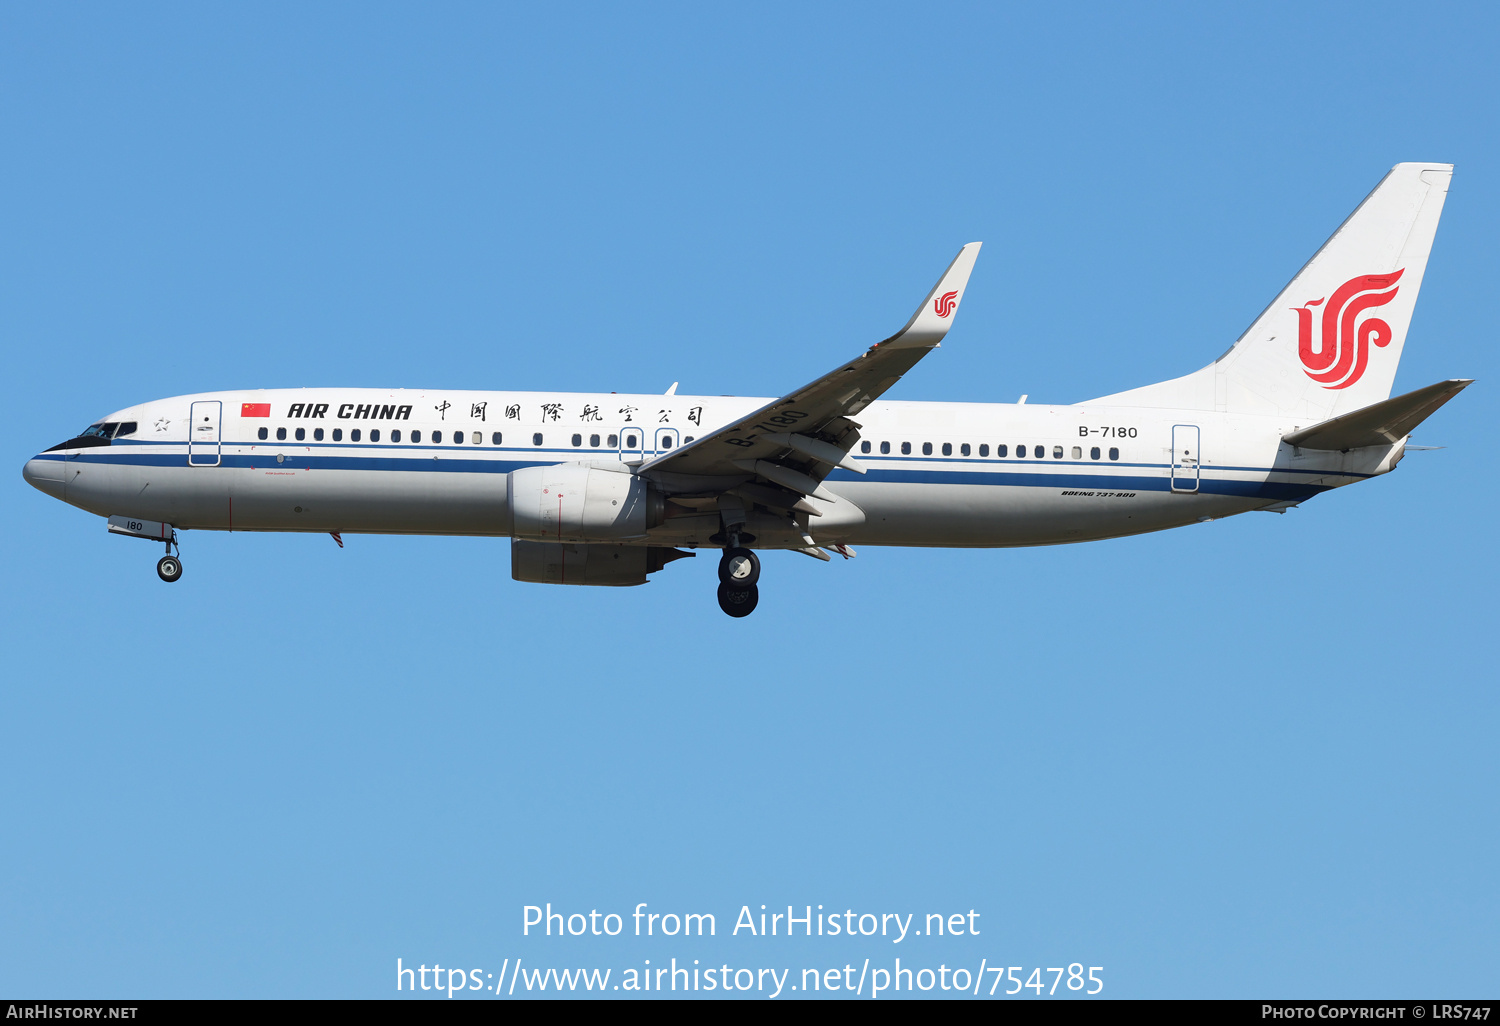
<box><xmin>34</xmin><ymin>446</ymin><xmax>1333</xmax><ymax>502</ymax></box>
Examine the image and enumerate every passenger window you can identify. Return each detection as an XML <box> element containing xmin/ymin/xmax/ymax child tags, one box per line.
<box><xmin>661</xmin><ymin>437</ymin><xmax>673</xmax><ymax>449</ymax></box>
<box><xmin>434</xmin><ymin>430</ymin><xmax>445</xmax><ymax>443</ymax></box>
<box><xmin>684</xmin><ymin>436</ymin><xmax>694</xmax><ymax>443</ymax></box>
<box><xmin>276</xmin><ymin>427</ymin><xmax>287</xmax><ymax>441</ymax></box>
<box><xmin>370</xmin><ymin>429</ymin><xmax>380</xmax><ymax>442</ymax></box>
<box><xmin>922</xmin><ymin>442</ymin><xmax>933</xmax><ymax>455</ymax></box>
<box><xmin>258</xmin><ymin>427</ymin><xmax>268</xmax><ymax>440</ymax></box>
<box><xmin>1071</xmin><ymin>446</ymin><xmax>1082</xmax><ymax>459</ymax></box>
<box><xmin>453</xmin><ymin>431</ymin><xmax>463</xmax><ymax>444</ymax></box>
<box><xmin>1034</xmin><ymin>445</ymin><xmax>1044</xmax><ymax>459</ymax></box>
<box><xmin>979</xmin><ymin>444</ymin><xmax>989</xmax><ymax>457</ymax></box>
<box><xmin>590</xmin><ymin>434</ymin><xmax>601</xmax><ymax>447</ymax></box>
<box><xmin>533</xmin><ymin>433</ymin><xmax>544</xmax><ymax>446</ymax></box>
<box><xmin>351</xmin><ymin>429</ymin><xmax>360</xmax><ymax>442</ymax></box>
<box><xmin>997</xmin><ymin>444</ymin><xmax>1007</xmax><ymax>457</ymax></box>
<box><xmin>861</xmin><ymin>441</ymin><xmax>871</xmax><ymax>454</ymax></box>
<box><xmin>333</xmin><ymin>428</ymin><xmax>343</xmax><ymax>442</ymax></box>
<box><xmin>607</xmin><ymin>434</ymin><xmax>618</xmax><ymax>447</ymax></box>
<box><xmin>941</xmin><ymin>443</ymin><xmax>952</xmax><ymax>456</ymax></box>
<box><xmin>901</xmin><ymin>442</ymin><xmax>911</xmax><ymax>455</ymax></box>
<box><xmin>411</xmin><ymin>430</ymin><xmax>421</xmax><ymax>443</ymax></box>
<box><xmin>626</xmin><ymin>433</ymin><xmax>638</xmax><ymax>448</ymax></box>
<box><xmin>295</xmin><ymin>427</ymin><xmax>306</xmax><ymax>441</ymax></box>
<box><xmin>1091</xmin><ymin>446</ymin><xmax>1100</xmax><ymax>460</ymax></box>
<box><xmin>960</xmin><ymin>443</ymin><xmax>970</xmax><ymax>456</ymax></box>
<box><xmin>1052</xmin><ymin>446</ymin><xmax>1063</xmax><ymax>459</ymax></box>
<box><xmin>1109</xmin><ymin>447</ymin><xmax>1120</xmax><ymax>461</ymax></box>
<box><xmin>472</xmin><ymin>431</ymin><xmax>481</xmax><ymax>444</ymax></box>
<box><xmin>880</xmin><ymin>441</ymin><xmax>890</xmax><ymax>454</ymax></box>
<box><xmin>492</xmin><ymin>432</ymin><xmax>503</xmax><ymax>445</ymax></box>
<box><xmin>314</xmin><ymin>428</ymin><xmax>324</xmax><ymax>441</ymax></box>
<box><xmin>391</xmin><ymin>429</ymin><xmax>401</xmax><ymax>442</ymax></box>
<box><xmin>572</xmin><ymin>433</ymin><xmax>583</xmax><ymax>447</ymax></box>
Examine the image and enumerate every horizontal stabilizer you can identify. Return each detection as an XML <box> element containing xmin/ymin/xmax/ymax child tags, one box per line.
<box><xmin>1283</xmin><ymin>378</ymin><xmax>1471</xmax><ymax>450</ymax></box>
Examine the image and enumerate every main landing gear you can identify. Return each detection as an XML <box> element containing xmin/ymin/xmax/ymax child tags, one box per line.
<box><xmin>716</xmin><ymin>545</ymin><xmax>760</xmax><ymax>617</ymax></box>
<box><xmin>156</xmin><ymin>534</ymin><xmax>183</xmax><ymax>583</ymax></box>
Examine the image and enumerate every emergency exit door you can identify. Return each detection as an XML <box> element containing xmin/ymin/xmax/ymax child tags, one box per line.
<box><xmin>653</xmin><ymin>427</ymin><xmax>679</xmax><ymax>455</ymax></box>
<box><xmin>1170</xmin><ymin>424</ymin><xmax>1200</xmax><ymax>493</ymax></box>
<box><xmin>619</xmin><ymin>425</ymin><xmax>644</xmax><ymax>462</ymax></box>
<box><xmin>188</xmin><ymin>401</ymin><xmax>222</xmax><ymax>466</ymax></box>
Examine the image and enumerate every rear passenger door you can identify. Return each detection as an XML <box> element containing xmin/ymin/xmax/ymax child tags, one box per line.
<box><xmin>1170</xmin><ymin>424</ymin><xmax>1200</xmax><ymax>493</ymax></box>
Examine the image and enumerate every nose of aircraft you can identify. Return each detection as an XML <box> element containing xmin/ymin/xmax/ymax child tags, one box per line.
<box><xmin>23</xmin><ymin>456</ymin><xmax>66</xmax><ymax>500</ymax></box>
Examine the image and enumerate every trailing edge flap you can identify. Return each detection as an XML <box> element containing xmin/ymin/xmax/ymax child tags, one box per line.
<box><xmin>1283</xmin><ymin>378</ymin><xmax>1472</xmax><ymax>450</ymax></box>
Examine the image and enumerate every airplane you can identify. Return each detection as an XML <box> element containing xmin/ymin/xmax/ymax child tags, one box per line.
<box><xmin>23</xmin><ymin>162</ymin><xmax>1469</xmax><ymax>617</ymax></box>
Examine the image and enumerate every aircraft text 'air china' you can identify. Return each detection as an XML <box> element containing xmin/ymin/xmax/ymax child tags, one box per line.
<box><xmin>23</xmin><ymin>163</ymin><xmax>1469</xmax><ymax>616</ymax></box>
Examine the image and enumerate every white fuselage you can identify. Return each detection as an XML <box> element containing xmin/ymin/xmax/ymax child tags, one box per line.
<box><xmin>29</xmin><ymin>387</ymin><xmax>1403</xmax><ymax>549</ymax></box>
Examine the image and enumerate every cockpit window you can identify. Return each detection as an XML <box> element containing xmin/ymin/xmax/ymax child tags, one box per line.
<box><xmin>114</xmin><ymin>422</ymin><xmax>137</xmax><ymax>437</ymax></box>
<box><xmin>80</xmin><ymin>422</ymin><xmax>119</xmax><ymax>439</ymax></box>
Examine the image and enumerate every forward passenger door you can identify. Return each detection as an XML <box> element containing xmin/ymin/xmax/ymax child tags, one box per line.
<box><xmin>188</xmin><ymin>401</ymin><xmax>222</xmax><ymax>467</ymax></box>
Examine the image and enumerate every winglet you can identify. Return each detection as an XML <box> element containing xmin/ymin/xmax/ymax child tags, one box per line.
<box><xmin>877</xmin><ymin>242</ymin><xmax>982</xmax><ymax>349</ymax></box>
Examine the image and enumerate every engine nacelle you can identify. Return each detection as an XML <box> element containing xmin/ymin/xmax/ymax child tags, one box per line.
<box><xmin>507</xmin><ymin>463</ymin><xmax>663</xmax><ymax>542</ymax></box>
<box><xmin>510</xmin><ymin>541</ymin><xmax>692</xmax><ymax>587</ymax></box>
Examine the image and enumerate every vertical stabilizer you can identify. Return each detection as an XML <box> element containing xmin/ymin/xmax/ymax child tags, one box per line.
<box><xmin>1089</xmin><ymin>163</ymin><xmax>1452</xmax><ymax>419</ymax></box>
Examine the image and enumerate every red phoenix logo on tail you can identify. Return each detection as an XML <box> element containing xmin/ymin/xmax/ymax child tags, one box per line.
<box><xmin>933</xmin><ymin>291</ymin><xmax>958</xmax><ymax>318</ymax></box>
<box><xmin>1293</xmin><ymin>269</ymin><xmax>1404</xmax><ymax>390</ymax></box>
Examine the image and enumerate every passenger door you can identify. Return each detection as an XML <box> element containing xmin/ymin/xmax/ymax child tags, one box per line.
<box><xmin>188</xmin><ymin>401</ymin><xmax>222</xmax><ymax>466</ymax></box>
<box><xmin>1170</xmin><ymin>424</ymin><xmax>1200</xmax><ymax>493</ymax></box>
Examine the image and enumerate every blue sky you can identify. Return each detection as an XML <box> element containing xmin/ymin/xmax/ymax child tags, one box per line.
<box><xmin>2</xmin><ymin>2</ymin><xmax>1496</xmax><ymax>999</ymax></box>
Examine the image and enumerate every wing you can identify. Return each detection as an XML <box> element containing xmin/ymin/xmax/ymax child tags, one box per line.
<box><xmin>639</xmin><ymin>242</ymin><xmax>982</xmax><ymax>509</ymax></box>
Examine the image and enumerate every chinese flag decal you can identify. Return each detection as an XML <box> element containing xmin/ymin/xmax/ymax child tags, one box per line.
<box><xmin>241</xmin><ymin>403</ymin><xmax>271</xmax><ymax>417</ymax></box>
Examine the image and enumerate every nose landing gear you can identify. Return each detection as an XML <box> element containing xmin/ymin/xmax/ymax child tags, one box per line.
<box><xmin>156</xmin><ymin>533</ymin><xmax>183</xmax><ymax>583</ymax></box>
<box><xmin>716</xmin><ymin>545</ymin><xmax>760</xmax><ymax>617</ymax></box>
<box><xmin>106</xmin><ymin>517</ymin><xmax>184</xmax><ymax>582</ymax></box>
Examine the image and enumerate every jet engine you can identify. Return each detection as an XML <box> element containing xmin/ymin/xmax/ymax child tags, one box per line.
<box><xmin>510</xmin><ymin>541</ymin><xmax>693</xmax><ymax>587</ymax></box>
<box><xmin>506</xmin><ymin>463</ymin><xmax>664</xmax><ymax>542</ymax></box>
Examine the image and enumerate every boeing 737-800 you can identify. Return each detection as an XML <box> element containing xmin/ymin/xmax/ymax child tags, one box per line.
<box><xmin>22</xmin><ymin>163</ymin><xmax>1469</xmax><ymax>616</ymax></box>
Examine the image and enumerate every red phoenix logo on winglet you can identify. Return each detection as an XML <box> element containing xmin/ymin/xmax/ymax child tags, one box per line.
<box><xmin>1293</xmin><ymin>269</ymin><xmax>1403</xmax><ymax>390</ymax></box>
<box><xmin>933</xmin><ymin>291</ymin><xmax>958</xmax><ymax>318</ymax></box>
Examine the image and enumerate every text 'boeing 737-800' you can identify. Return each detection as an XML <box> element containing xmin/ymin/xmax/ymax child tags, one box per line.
<box><xmin>23</xmin><ymin>163</ymin><xmax>1469</xmax><ymax>616</ymax></box>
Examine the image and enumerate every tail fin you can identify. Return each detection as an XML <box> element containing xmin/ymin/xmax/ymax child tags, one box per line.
<box><xmin>1090</xmin><ymin>163</ymin><xmax>1453</xmax><ymax>419</ymax></box>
